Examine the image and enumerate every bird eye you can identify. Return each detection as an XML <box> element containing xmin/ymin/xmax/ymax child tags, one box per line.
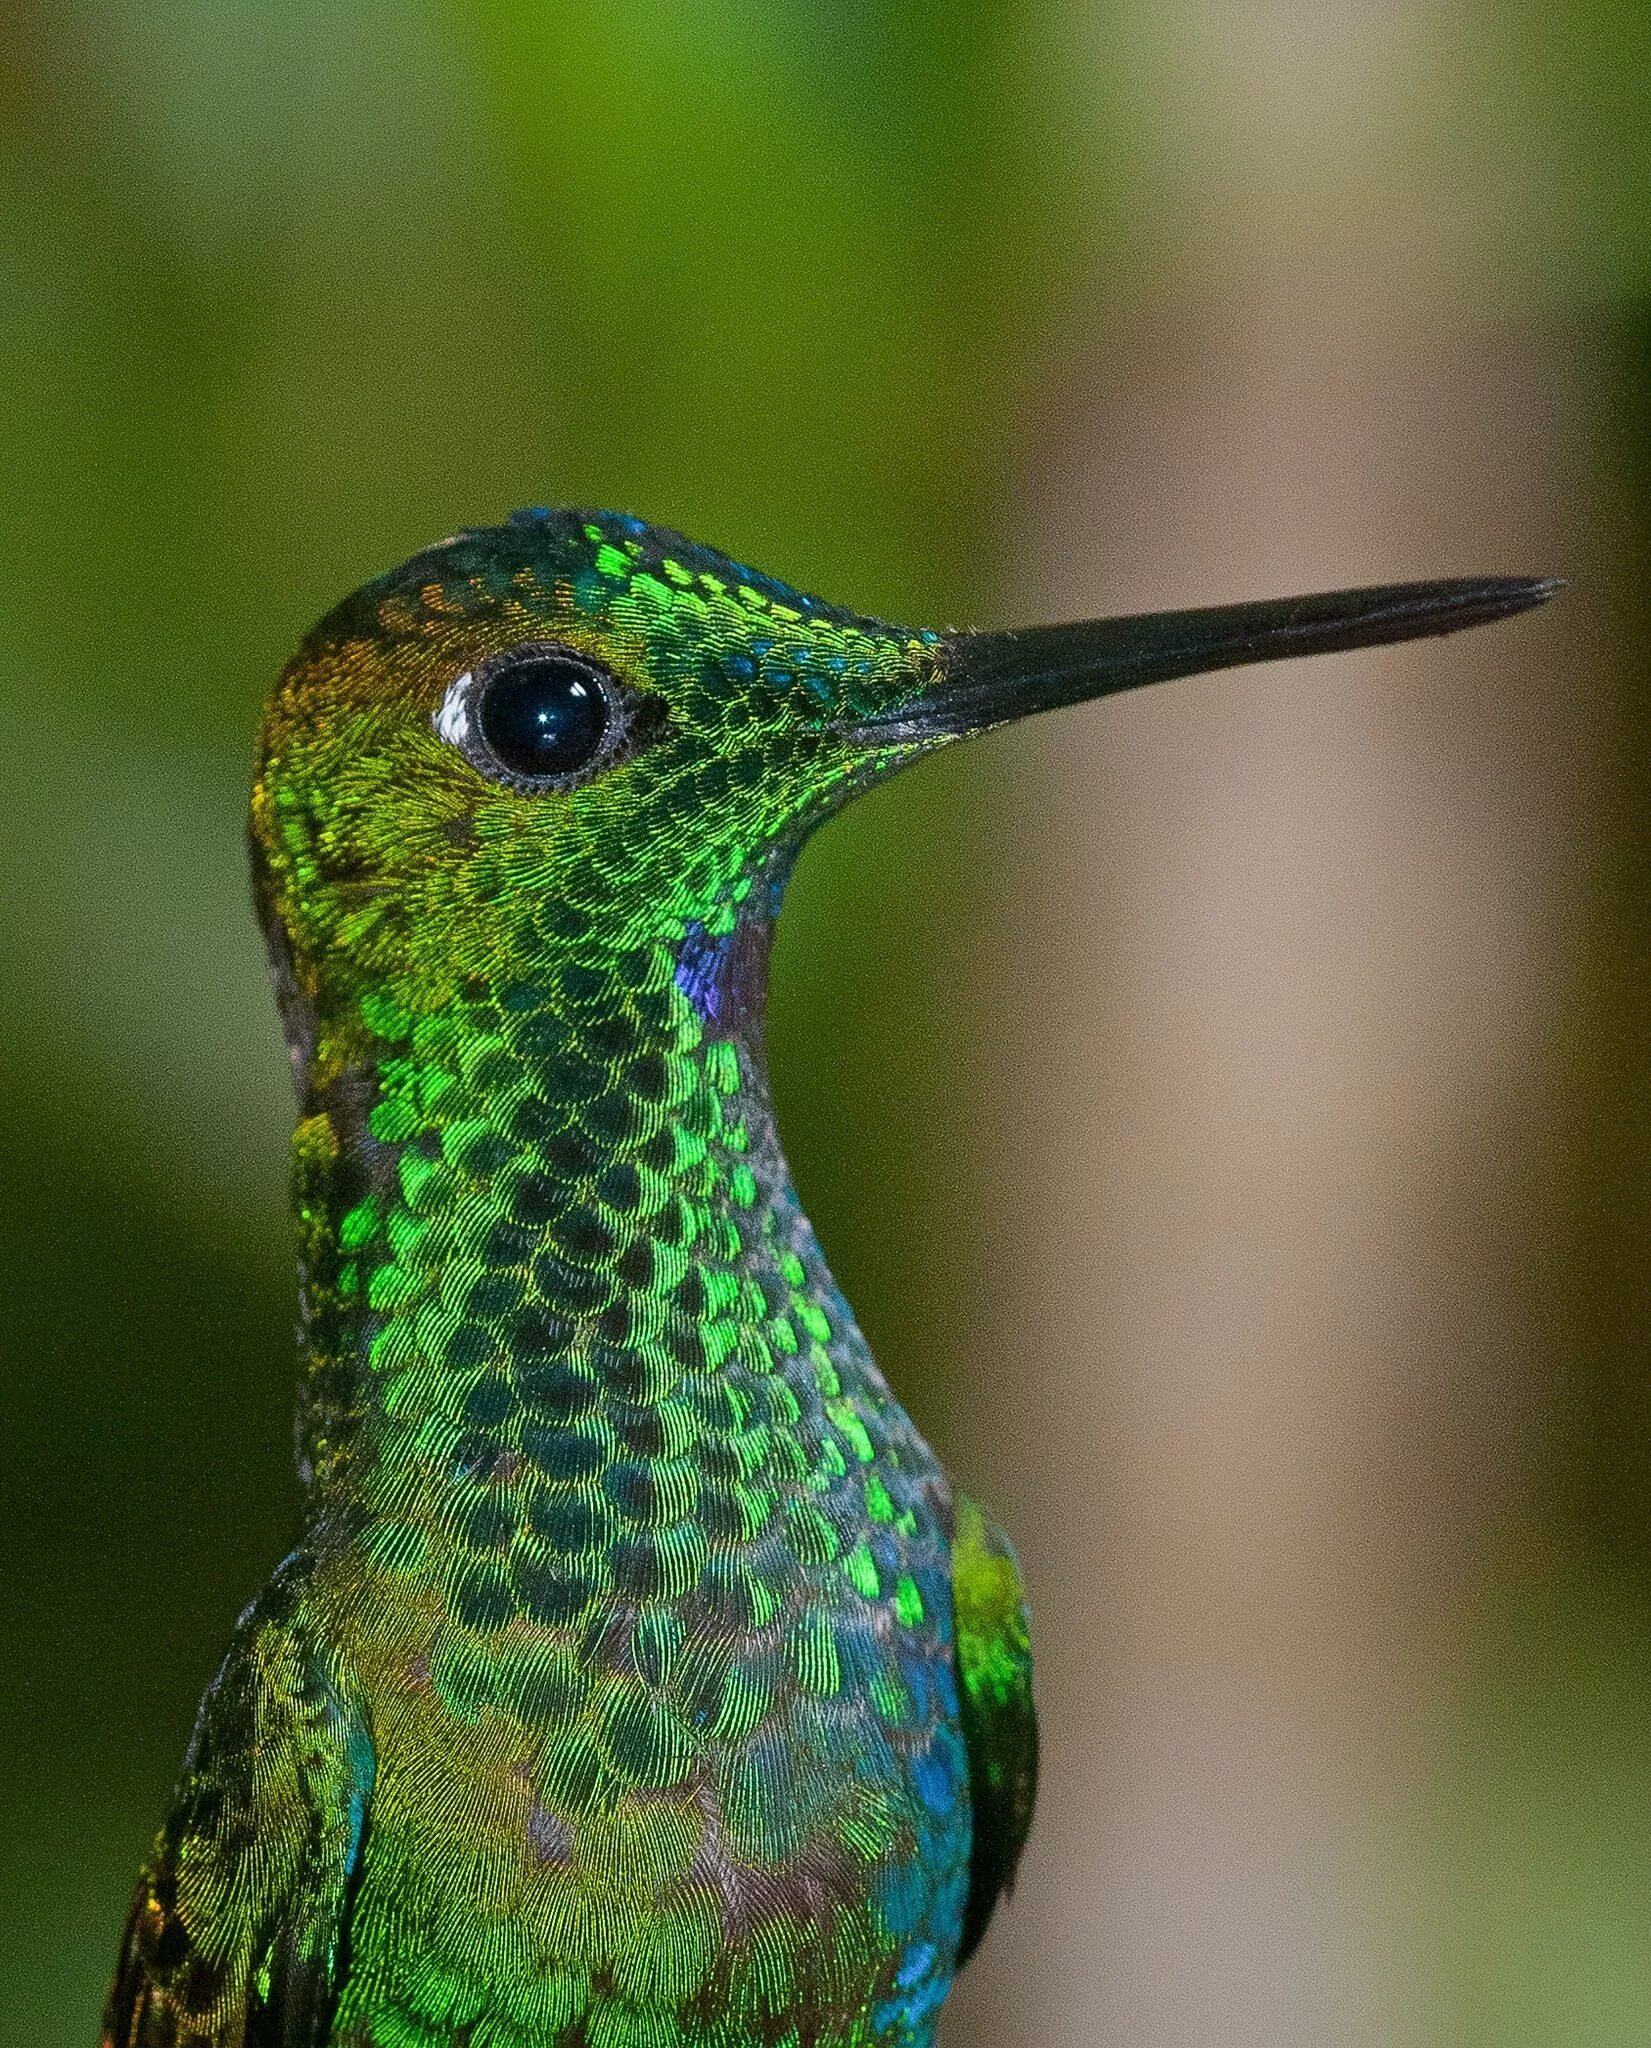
<box><xmin>437</xmin><ymin>644</ymin><xmax>626</xmax><ymax>792</ymax></box>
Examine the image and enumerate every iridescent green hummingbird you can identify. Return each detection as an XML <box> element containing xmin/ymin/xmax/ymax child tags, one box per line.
<box><xmin>104</xmin><ymin>510</ymin><xmax>1553</xmax><ymax>2048</ymax></box>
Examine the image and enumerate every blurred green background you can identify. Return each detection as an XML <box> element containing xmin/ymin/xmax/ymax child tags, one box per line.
<box><xmin>5</xmin><ymin>4</ymin><xmax>1651</xmax><ymax>2045</ymax></box>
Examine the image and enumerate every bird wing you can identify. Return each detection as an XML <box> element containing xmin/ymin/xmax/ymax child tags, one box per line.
<box><xmin>104</xmin><ymin>1564</ymin><xmax>374</xmax><ymax>2048</ymax></box>
<box><xmin>950</xmin><ymin>1491</ymin><xmax>1038</xmax><ymax>1966</ymax></box>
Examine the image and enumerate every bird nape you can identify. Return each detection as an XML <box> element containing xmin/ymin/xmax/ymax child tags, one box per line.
<box><xmin>103</xmin><ymin>510</ymin><xmax>1555</xmax><ymax>2048</ymax></box>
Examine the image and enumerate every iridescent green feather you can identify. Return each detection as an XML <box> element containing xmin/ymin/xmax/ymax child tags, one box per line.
<box><xmin>108</xmin><ymin>511</ymin><xmax>1005</xmax><ymax>2048</ymax></box>
<box><xmin>950</xmin><ymin>1494</ymin><xmax>1037</xmax><ymax>1964</ymax></box>
<box><xmin>107</xmin><ymin>1561</ymin><xmax>373</xmax><ymax>2047</ymax></box>
<box><xmin>104</xmin><ymin>499</ymin><xmax>1552</xmax><ymax>2047</ymax></box>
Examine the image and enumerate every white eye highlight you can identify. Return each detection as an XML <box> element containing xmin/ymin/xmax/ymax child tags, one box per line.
<box><xmin>433</xmin><ymin>671</ymin><xmax>474</xmax><ymax>747</ymax></box>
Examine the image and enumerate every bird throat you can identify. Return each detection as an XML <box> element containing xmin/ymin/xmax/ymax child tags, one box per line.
<box><xmin>282</xmin><ymin>860</ymin><xmax>884</xmax><ymax>1597</ymax></box>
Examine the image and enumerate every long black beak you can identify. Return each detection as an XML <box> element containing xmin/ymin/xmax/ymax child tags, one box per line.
<box><xmin>857</xmin><ymin>576</ymin><xmax>1560</xmax><ymax>740</ymax></box>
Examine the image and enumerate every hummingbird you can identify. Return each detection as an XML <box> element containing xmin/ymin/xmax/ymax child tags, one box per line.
<box><xmin>104</xmin><ymin>508</ymin><xmax>1554</xmax><ymax>2048</ymax></box>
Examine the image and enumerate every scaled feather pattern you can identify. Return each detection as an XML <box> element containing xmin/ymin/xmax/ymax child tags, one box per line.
<box><xmin>106</xmin><ymin>510</ymin><xmax>1038</xmax><ymax>2048</ymax></box>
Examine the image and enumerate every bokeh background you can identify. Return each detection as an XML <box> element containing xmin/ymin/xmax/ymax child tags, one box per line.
<box><xmin>5</xmin><ymin>3</ymin><xmax>1651</xmax><ymax>2043</ymax></box>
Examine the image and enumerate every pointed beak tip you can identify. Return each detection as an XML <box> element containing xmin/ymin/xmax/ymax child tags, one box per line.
<box><xmin>1463</xmin><ymin>573</ymin><xmax>1565</xmax><ymax>625</ymax></box>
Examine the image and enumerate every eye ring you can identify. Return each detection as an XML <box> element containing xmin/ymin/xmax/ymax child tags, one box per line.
<box><xmin>434</xmin><ymin>642</ymin><xmax>635</xmax><ymax>794</ymax></box>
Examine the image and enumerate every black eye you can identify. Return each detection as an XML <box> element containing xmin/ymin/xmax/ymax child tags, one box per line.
<box><xmin>477</xmin><ymin>650</ymin><xmax>610</xmax><ymax>778</ymax></box>
<box><xmin>439</xmin><ymin>644</ymin><xmax>625</xmax><ymax>791</ymax></box>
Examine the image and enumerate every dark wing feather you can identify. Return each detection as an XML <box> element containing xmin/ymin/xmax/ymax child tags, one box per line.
<box><xmin>104</xmin><ymin>1568</ymin><xmax>373</xmax><ymax>2048</ymax></box>
<box><xmin>950</xmin><ymin>1492</ymin><xmax>1038</xmax><ymax>1966</ymax></box>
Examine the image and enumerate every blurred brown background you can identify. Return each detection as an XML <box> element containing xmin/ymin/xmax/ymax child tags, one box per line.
<box><xmin>4</xmin><ymin>4</ymin><xmax>1651</xmax><ymax>2044</ymax></box>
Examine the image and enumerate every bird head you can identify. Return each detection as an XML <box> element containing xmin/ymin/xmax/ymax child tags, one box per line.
<box><xmin>251</xmin><ymin>506</ymin><xmax>1553</xmax><ymax>1096</ymax></box>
